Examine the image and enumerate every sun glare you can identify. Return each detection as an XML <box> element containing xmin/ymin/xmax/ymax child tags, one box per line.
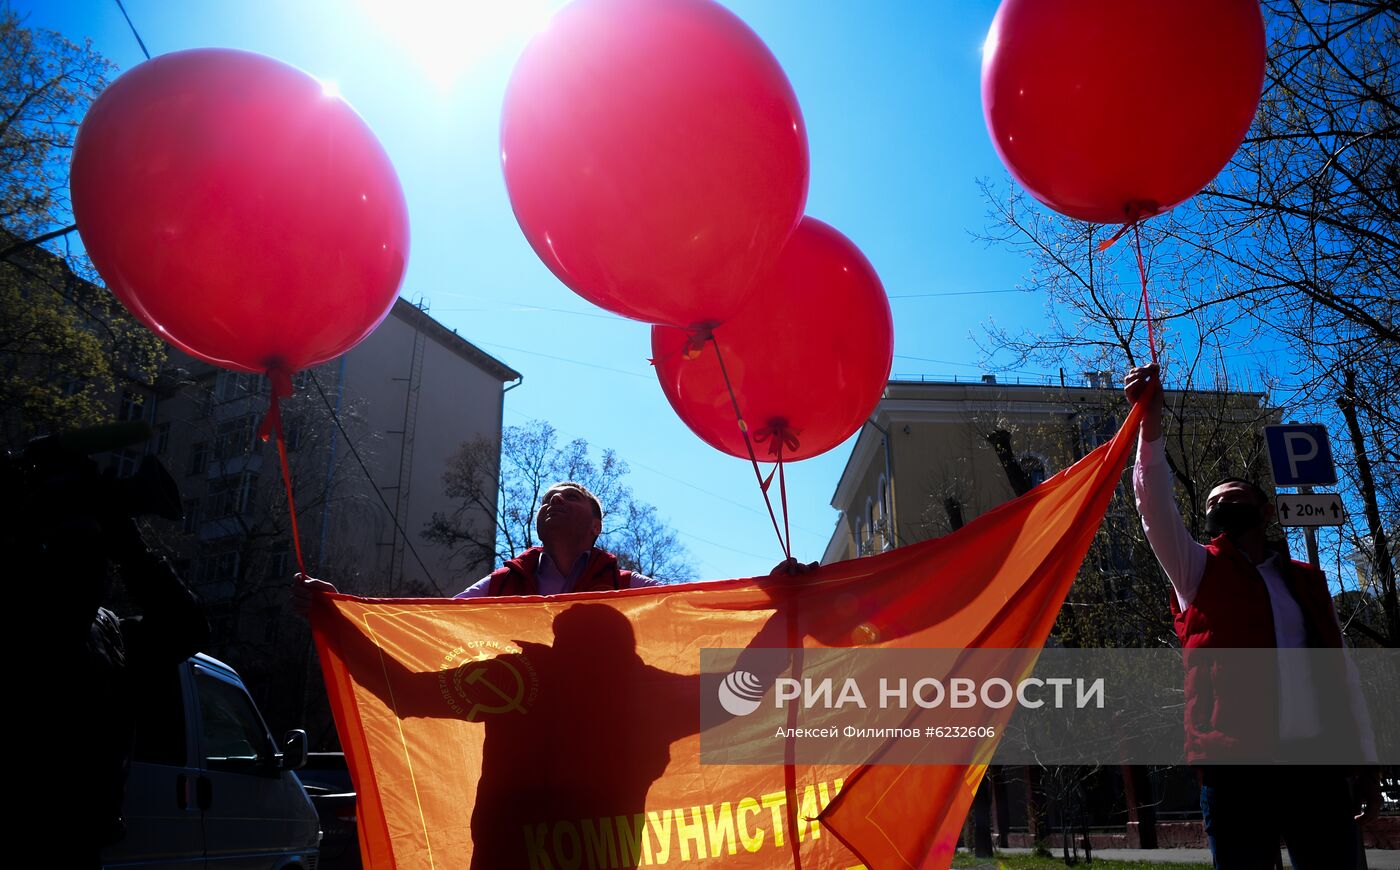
<box><xmin>362</xmin><ymin>0</ymin><xmax>552</xmax><ymax>89</ymax></box>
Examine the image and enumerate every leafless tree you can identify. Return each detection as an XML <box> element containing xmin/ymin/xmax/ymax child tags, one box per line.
<box><xmin>976</xmin><ymin>0</ymin><xmax>1399</xmax><ymax>646</ymax></box>
<box><xmin>424</xmin><ymin>419</ymin><xmax>695</xmax><ymax>582</ymax></box>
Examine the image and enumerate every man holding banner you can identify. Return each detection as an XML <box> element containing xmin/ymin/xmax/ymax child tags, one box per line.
<box><xmin>298</xmin><ymin>381</ymin><xmax>1163</xmax><ymax>867</ymax></box>
<box><xmin>295</xmin><ymin>481</ymin><xmax>659</xmax><ymax>607</ymax></box>
<box><xmin>454</xmin><ymin>481</ymin><xmax>663</xmax><ymax>597</ymax></box>
<box><xmin>294</xmin><ymin>480</ymin><xmax>814</xmax><ymax>609</ymax></box>
<box><xmin>1125</xmin><ymin>363</ymin><xmax>1382</xmax><ymax>869</ymax></box>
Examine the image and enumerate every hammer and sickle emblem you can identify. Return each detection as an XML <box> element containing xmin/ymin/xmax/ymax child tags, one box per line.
<box><xmin>453</xmin><ymin>658</ymin><xmax>528</xmax><ymax>721</ymax></box>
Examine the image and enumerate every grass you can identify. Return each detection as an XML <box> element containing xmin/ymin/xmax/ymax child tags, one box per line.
<box><xmin>950</xmin><ymin>854</ymin><xmax>1213</xmax><ymax>870</ymax></box>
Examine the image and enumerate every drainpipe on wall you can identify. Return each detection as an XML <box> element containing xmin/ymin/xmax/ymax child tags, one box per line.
<box><xmin>864</xmin><ymin>416</ymin><xmax>898</xmax><ymax>548</ymax></box>
<box><xmin>494</xmin><ymin>375</ymin><xmax>523</xmax><ymax>564</ymax></box>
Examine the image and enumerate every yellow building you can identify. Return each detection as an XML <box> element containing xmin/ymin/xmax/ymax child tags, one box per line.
<box><xmin>825</xmin><ymin>373</ymin><xmax>1271</xmax><ymax>569</ymax></box>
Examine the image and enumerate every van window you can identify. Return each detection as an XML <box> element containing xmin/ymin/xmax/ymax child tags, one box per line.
<box><xmin>131</xmin><ymin>663</ymin><xmax>186</xmax><ymax>766</ymax></box>
<box><xmin>195</xmin><ymin>669</ymin><xmax>272</xmax><ymax>771</ymax></box>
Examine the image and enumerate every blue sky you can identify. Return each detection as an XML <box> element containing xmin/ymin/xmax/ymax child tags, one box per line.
<box><xmin>21</xmin><ymin>0</ymin><xmax>1061</xmax><ymax>579</ymax></box>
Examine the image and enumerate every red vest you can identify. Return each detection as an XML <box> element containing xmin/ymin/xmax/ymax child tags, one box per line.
<box><xmin>486</xmin><ymin>547</ymin><xmax>632</xmax><ymax>596</ymax></box>
<box><xmin>1171</xmin><ymin>535</ymin><xmax>1347</xmax><ymax>763</ymax></box>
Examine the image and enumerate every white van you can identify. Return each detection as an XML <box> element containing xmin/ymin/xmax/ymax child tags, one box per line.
<box><xmin>102</xmin><ymin>653</ymin><xmax>321</xmax><ymax>869</ymax></box>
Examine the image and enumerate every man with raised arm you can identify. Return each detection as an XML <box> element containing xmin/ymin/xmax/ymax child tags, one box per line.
<box><xmin>1125</xmin><ymin>363</ymin><xmax>1381</xmax><ymax>870</ymax></box>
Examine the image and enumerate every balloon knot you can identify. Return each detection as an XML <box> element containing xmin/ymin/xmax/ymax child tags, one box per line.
<box><xmin>257</xmin><ymin>365</ymin><xmax>298</xmax><ymax>443</ymax></box>
<box><xmin>265</xmin><ymin>364</ymin><xmax>295</xmax><ymax>400</ymax></box>
<box><xmin>682</xmin><ymin>323</ymin><xmax>717</xmax><ymax>360</ymax></box>
<box><xmin>1098</xmin><ymin>200</ymin><xmax>1163</xmax><ymax>252</ymax></box>
<box><xmin>753</xmin><ymin>418</ymin><xmax>800</xmax><ymax>457</ymax></box>
<box><xmin>1124</xmin><ymin>199</ymin><xmax>1161</xmax><ymax>223</ymax></box>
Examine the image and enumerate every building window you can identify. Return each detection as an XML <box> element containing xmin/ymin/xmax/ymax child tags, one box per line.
<box><xmin>206</xmin><ymin>602</ymin><xmax>233</xmax><ymax>639</ymax></box>
<box><xmin>876</xmin><ymin>476</ymin><xmax>891</xmax><ymax>550</ymax></box>
<box><xmin>112</xmin><ymin>448</ymin><xmax>141</xmax><ymax>478</ymax></box>
<box><xmin>282</xmin><ymin>415</ymin><xmax>303</xmax><ymax>452</ymax></box>
<box><xmin>188</xmin><ymin>441</ymin><xmax>209</xmax><ymax>476</ymax></box>
<box><xmin>182</xmin><ymin>498</ymin><xmax>201</xmax><ymax>535</ymax></box>
<box><xmin>214</xmin><ymin>416</ymin><xmax>256</xmax><ymax>461</ymax></box>
<box><xmin>206</xmin><ymin>473</ymin><xmax>257</xmax><ymax>519</ymax></box>
<box><xmin>152</xmin><ymin>422</ymin><xmax>170</xmax><ymax>455</ymax></box>
<box><xmin>214</xmin><ymin>371</ymin><xmax>237</xmax><ymax>403</ymax></box>
<box><xmin>214</xmin><ymin>371</ymin><xmax>264</xmax><ymax>404</ymax></box>
<box><xmin>201</xmin><ymin>551</ymin><xmax>241</xmax><ymax>590</ymax></box>
<box><xmin>266</xmin><ymin>546</ymin><xmax>290</xmax><ymax>581</ymax></box>
<box><xmin>1076</xmin><ymin>412</ymin><xmax>1118</xmax><ymax>456</ymax></box>
<box><xmin>119</xmin><ymin>389</ymin><xmax>145</xmax><ymax>422</ymax></box>
<box><xmin>1020</xmin><ymin>454</ymin><xmax>1049</xmax><ymax>489</ymax></box>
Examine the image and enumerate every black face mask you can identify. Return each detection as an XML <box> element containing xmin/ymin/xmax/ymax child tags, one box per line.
<box><xmin>1205</xmin><ymin>502</ymin><xmax>1261</xmax><ymax>536</ymax></box>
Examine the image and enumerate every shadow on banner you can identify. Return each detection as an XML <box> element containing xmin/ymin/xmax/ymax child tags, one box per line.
<box><xmin>311</xmin><ymin>402</ymin><xmax>1144</xmax><ymax>869</ymax></box>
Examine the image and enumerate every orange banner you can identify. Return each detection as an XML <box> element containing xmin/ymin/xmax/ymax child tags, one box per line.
<box><xmin>312</xmin><ymin>403</ymin><xmax>1142</xmax><ymax>869</ymax></box>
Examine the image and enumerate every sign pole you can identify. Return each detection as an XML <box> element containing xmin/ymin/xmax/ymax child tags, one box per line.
<box><xmin>1300</xmin><ymin>484</ymin><xmax>1321</xmax><ymax>569</ymax></box>
<box><xmin>1265</xmin><ymin>424</ymin><xmax>1339</xmax><ymax>569</ymax></box>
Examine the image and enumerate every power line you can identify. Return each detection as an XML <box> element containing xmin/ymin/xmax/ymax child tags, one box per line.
<box><xmin>893</xmin><ymin>353</ymin><xmax>1060</xmax><ymax>381</ymax></box>
<box><xmin>307</xmin><ymin>370</ymin><xmax>442</xmax><ymax>594</ymax></box>
<box><xmin>113</xmin><ymin>0</ymin><xmax>151</xmax><ymax>60</ymax></box>
<box><xmin>501</xmin><ymin>405</ymin><xmax>829</xmax><ymax>543</ymax></box>
<box><xmin>432</xmin><ymin>304</ymin><xmax>623</xmax><ymax>322</ymax></box>
<box><xmin>894</xmin><ymin>354</ymin><xmax>990</xmax><ymax>368</ymax></box>
<box><xmin>888</xmin><ymin>289</ymin><xmax>1031</xmax><ymax>299</ymax></box>
<box><xmin>672</xmin><ymin>529</ymin><xmax>777</xmax><ymax>563</ymax></box>
<box><xmin>439</xmin><ymin>288</ymin><xmax>1030</xmax><ymax>308</ymax></box>
<box><xmin>473</xmin><ymin>340</ymin><xmax>651</xmax><ymax>379</ymax></box>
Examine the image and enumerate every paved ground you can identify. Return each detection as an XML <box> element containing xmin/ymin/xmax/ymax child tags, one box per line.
<box><xmin>957</xmin><ymin>846</ymin><xmax>1400</xmax><ymax>868</ymax></box>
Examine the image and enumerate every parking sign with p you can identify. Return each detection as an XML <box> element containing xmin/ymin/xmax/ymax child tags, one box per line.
<box><xmin>1264</xmin><ymin>424</ymin><xmax>1337</xmax><ymax>487</ymax></box>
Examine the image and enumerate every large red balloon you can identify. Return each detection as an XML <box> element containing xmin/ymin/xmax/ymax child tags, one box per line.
<box><xmin>652</xmin><ymin>218</ymin><xmax>892</xmax><ymax>462</ymax></box>
<box><xmin>502</xmin><ymin>0</ymin><xmax>808</xmax><ymax>329</ymax></box>
<box><xmin>981</xmin><ymin>0</ymin><xmax>1265</xmax><ymax>224</ymax></box>
<box><xmin>71</xmin><ymin>48</ymin><xmax>408</xmax><ymax>374</ymax></box>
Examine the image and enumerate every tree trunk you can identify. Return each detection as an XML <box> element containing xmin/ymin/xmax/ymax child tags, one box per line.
<box><xmin>1121</xmin><ymin>764</ymin><xmax>1157</xmax><ymax>848</ymax></box>
<box><xmin>945</xmin><ymin>496</ymin><xmax>994</xmax><ymax>856</ymax></box>
<box><xmin>1339</xmin><ymin>370</ymin><xmax>1399</xmax><ymax>647</ymax></box>
<box><xmin>993</xmin><ymin>767</ymin><xmax>1011</xmax><ymax>848</ymax></box>
<box><xmin>987</xmin><ymin>428</ymin><xmax>1033</xmax><ymax>496</ymax></box>
<box><xmin>972</xmin><ymin>782</ymin><xmax>995</xmax><ymax>857</ymax></box>
<box><xmin>1027</xmin><ymin>765</ymin><xmax>1049</xmax><ymax>854</ymax></box>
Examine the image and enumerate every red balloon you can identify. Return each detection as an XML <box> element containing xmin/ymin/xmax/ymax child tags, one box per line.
<box><xmin>71</xmin><ymin>49</ymin><xmax>408</xmax><ymax>375</ymax></box>
<box><xmin>652</xmin><ymin>218</ymin><xmax>892</xmax><ymax>462</ymax></box>
<box><xmin>981</xmin><ymin>0</ymin><xmax>1265</xmax><ymax>224</ymax></box>
<box><xmin>502</xmin><ymin>0</ymin><xmax>808</xmax><ymax>329</ymax></box>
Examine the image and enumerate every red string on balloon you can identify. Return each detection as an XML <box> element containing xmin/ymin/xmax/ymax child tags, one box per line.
<box><xmin>257</xmin><ymin>368</ymin><xmax>307</xmax><ymax>579</ymax></box>
<box><xmin>706</xmin><ymin>333</ymin><xmax>792</xmax><ymax>561</ymax></box>
<box><xmin>776</xmin><ymin>442</ymin><xmax>791</xmax><ymax>561</ymax></box>
<box><xmin>1096</xmin><ymin>202</ymin><xmax>1160</xmax><ymax>367</ymax></box>
<box><xmin>753</xmin><ymin>422</ymin><xmax>796</xmax><ymax>555</ymax></box>
<box><xmin>1129</xmin><ymin>221</ymin><xmax>1159</xmax><ymax>367</ymax></box>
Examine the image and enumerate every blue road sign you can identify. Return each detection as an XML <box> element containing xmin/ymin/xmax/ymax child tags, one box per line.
<box><xmin>1264</xmin><ymin>424</ymin><xmax>1337</xmax><ymax>487</ymax></box>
